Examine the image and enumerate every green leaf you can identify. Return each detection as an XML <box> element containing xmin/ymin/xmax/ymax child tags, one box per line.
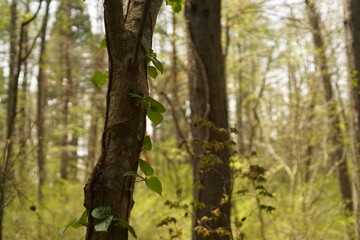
<box><xmin>91</xmin><ymin>71</ymin><xmax>108</xmax><ymax>88</ymax></box>
<box><xmin>141</xmin><ymin>42</ymin><xmax>150</xmax><ymax>54</ymax></box>
<box><xmin>94</xmin><ymin>215</ymin><xmax>113</xmax><ymax>232</ymax></box>
<box><xmin>123</xmin><ymin>171</ymin><xmax>137</xmax><ymax>177</ymax></box>
<box><xmin>92</xmin><ymin>206</ymin><xmax>112</xmax><ymax>219</ymax></box>
<box><xmin>147</xmin><ymin>66</ymin><xmax>158</xmax><ymax>79</ymax></box>
<box><xmin>147</xmin><ymin>108</ymin><xmax>163</xmax><ymax>126</ymax></box>
<box><xmin>129</xmin><ymin>93</ymin><xmax>143</xmax><ymax>99</ymax></box>
<box><xmin>172</xmin><ymin>4</ymin><xmax>182</xmax><ymax>12</ymax></box>
<box><xmin>147</xmin><ymin>97</ymin><xmax>166</xmax><ymax>113</ymax></box>
<box><xmin>139</xmin><ymin>159</ymin><xmax>154</xmax><ymax>176</ymax></box>
<box><xmin>166</xmin><ymin>0</ymin><xmax>183</xmax><ymax>13</ymax></box>
<box><xmin>100</xmin><ymin>38</ymin><xmax>107</xmax><ymax>49</ymax></box>
<box><xmin>148</xmin><ymin>56</ymin><xmax>164</xmax><ymax>74</ymax></box>
<box><xmin>59</xmin><ymin>210</ymin><xmax>87</xmax><ymax>236</ymax></box>
<box><xmin>115</xmin><ymin>218</ymin><xmax>137</xmax><ymax>239</ymax></box>
<box><xmin>142</xmin><ymin>136</ymin><xmax>152</xmax><ymax>151</ymax></box>
<box><xmin>145</xmin><ymin>176</ymin><xmax>162</xmax><ymax>196</ymax></box>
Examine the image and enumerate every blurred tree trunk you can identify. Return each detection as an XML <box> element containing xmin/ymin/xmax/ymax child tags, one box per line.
<box><xmin>1</xmin><ymin>0</ymin><xmax>42</xmax><ymax>238</ymax></box>
<box><xmin>37</xmin><ymin>0</ymin><xmax>51</xmax><ymax>202</ymax></box>
<box><xmin>83</xmin><ymin>0</ymin><xmax>162</xmax><ymax>239</ymax></box>
<box><xmin>0</xmin><ymin>1</ymin><xmax>18</xmax><ymax>238</ymax></box>
<box><xmin>185</xmin><ymin>1</ymin><xmax>232</xmax><ymax>239</ymax></box>
<box><xmin>343</xmin><ymin>0</ymin><xmax>360</xmax><ymax>238</ymax></box>
<box><xmin>60</xmin><ymin>0</ymin><xmax>76</xmax><ymax>180</ymax></box>
<box><xmin>305</xmin><ymin>0</ymin><xmax>353</xmax><ymax>236</ymax></box>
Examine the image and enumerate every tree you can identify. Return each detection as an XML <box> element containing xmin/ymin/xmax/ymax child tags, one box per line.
<box><xmin>185</xmin><ymin>1</ymin><xmax>232</xmax><ymax>239</ymax></box>
<box><xmin>37</xmin><ymin>0</ymin><xmax>51</xmax><ymax>203</ymax></box>
<box><xmin>83</xmin><ymin>0</ymin><xmax>162</xmax><ymax>239</ymax></box>
<box><xmin>343</xmin><ymin>0</ymin><xmax>360</xmax><ymax>238</ymax></box>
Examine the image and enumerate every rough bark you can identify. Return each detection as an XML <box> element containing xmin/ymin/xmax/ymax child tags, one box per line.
<box><xmin>305</xmin><ymin>0</ymin><xmax>353</xmax><ymax>218</ymax></box>
<box><xmin>185</xmin><ymin>1</ymin><xmax>232</xmax><ymax>239</ymax></box>
<box><xmin>343</xmin><ymin>0</ymin><xmax>360</xmax><ymax>238</ymax></box>
<box><xmin>83</xmin><ymin>0</ymin><xmax>162</xmax><ymax>239</ymax></box>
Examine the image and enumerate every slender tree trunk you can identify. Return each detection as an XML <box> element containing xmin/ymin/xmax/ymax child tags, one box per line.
<box><xmin>83</xmin><ymin>0</ymin><xmax>162</xmax><ymax>239</ymax></box>
<box><xmin>305</xmin><ymin>1</ymin><xmax>353</xmax><ymax>237</ymax></box>
<box><xmin>0</xmin><ymin>1</ymin><xmax>18</xmax><ymax>238</ymax></box>
<box><xmin>59</xmin><ymin>0</ymin><xmax>74</xmax><ymax>180</ymax></box>
<box><xmin>185</xmin><ymin>1</ymin><xmax>232</xmax><ymax>239</ymax></box>
<box><xmin>343</xmin><ymin>1</ymin><xmax>360</xmax><ymax>238</ymax></box>
<box><xmin>37</xmin><ymin>0</ymin><xmax>51</xmax><ymax>203</ymax></box>
<box><xmin>18</xmin><ymin>1</ymin><xmax>29</xmax><ymax>182</ymax></box>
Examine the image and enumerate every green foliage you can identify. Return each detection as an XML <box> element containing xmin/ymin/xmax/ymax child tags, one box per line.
<box><xmin>142</xmin><ymin>43</ymin><xmax>164</xmax><ymax>78</ymax></box>
<box><xmin>94</xmin><ymin>215</ymin><xmax>113</xmax><ymax>232</ymax></box>
<box><xmin>142</xmin><ymin>136</ymin><xmax>152</xmax><ymax>151</ymax></box>
<box><xmin>91</xmin><ymin>206</ymin><xmax>112</xmax><ymax>219</ymax></box>
<box><xmin>91</xmin><ymin>70</ymin><xmax>108</xmax><ymax>88</ymax></box>
<box><xmin>90</xmin><ymin>206</ymin><xmax>137</xmax><ymax>238</ymax></box>
<box><xmin>100</xmin><ymin>37</ymin><xmax>107</xmax><ymax>49</ymax></box>
<box><xmin>140</xmin><ymin>159</ymin><xmax>154</xmax><ymax>176</ymax></box>
<box><xmin>130</xmin><ymin>93</ymin><xmax>166</xmax><ymax>126</ymax></box>
<box><xmin>145</xmin><ymin>176</ymin><xmax>163</xmax><ymax>197</ymax></box>
<box><xmin>59</xmin><ymin>210</ymin><xmax>87</xmax><ymax>235</ymax></box>
<box><xmin>166</xmin><ymin>0</ymin><xmax>184</xmax><ymax>13</ymax></box>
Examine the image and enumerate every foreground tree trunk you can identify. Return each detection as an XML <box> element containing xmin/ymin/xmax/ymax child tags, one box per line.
<box><xmin>185</xmin><ymin>1</ymin><xmax>232</xmax><ymax>239</ymax></box>
<box><xmin>83</xmin><ymin>0</ymin><xmax>162</xmax><ymax>239</ymax></box>
<box><xmin>343</xmin><ymin>0</ymin><xmax>360</xmax><ymax>238</ymax></box>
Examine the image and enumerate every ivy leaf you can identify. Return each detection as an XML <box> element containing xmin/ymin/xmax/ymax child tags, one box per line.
<box><xmin>92</xmin><ymin>206</ymin><xmax>112</xmax><ymax>219</ymax></box>
<box><xmin>147</xmin><ymin>97</ymin><xmax>166</xmax><ymax>113</ymax></box>
<box><xmin>147</xmin><ymin>108</ymin><xmax>163</xmax><ymax>126</ymax></box>
<box><xmin>91</xmin><ymin>71</ymin><xmax>108</xmax><ymax>88</ymax></box>
<box><xmin>142</xmin><ymin>136</ymin><xmax>152</xmax><ymax>151</ymax></box>
<box><xmin>94</xmin><ymin>215</ymin><xmax>113</xmax><ymax>232</ymax></box>
<box><xmin>100</xmin><ymin>38</ymin><xmax>107</xmax><ymax>49</ymax></box>
<box><xmin>129</xmin><ymin>93</ymin><xmax>143</xmax><ymax>98</ymax></box>
<box><xmin>115</xmin><ymin>218</ymin><xmax>137</xmax><ymax>239</ymax></box>
<box><xmin>59</xmin><ymin>210</ymin><xmax>87</xmax><ymax>235</ymax></box>
<box><xmin>123</xmin><ymin>171</ymin><xmax>137</xmax><ymax>177</ymax></box>
<box><xmin>145</xmin><ymin>176</ymin><xmax>162</xmax><ymax>196</ymax></box>
<box><xmin>147</xmin><ymin>56</ymin><xmax>164</xmax><ymax>74</ymax></box>
<box><xmin>147</xmin><ymin>66</ymin><xmax>158</xmax><ymax>79</ymax></box>
<box><xmin>139</xmin><ymin>159</ymin><xmax>154</xmax><ymax>176</ymax></box>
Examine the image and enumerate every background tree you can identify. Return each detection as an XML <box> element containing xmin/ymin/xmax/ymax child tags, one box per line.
<box><xmin>185</xmin><ymin>0</ymin><xmax>232</xmax><ymax>239</ymax></box>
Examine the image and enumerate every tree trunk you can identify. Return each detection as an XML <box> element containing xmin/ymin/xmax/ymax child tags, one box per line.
<box><xmin>343</xmin><ymin>0</ymin><xmax>360</xmax><ymax>238</ymax></box>
<box><xmin>37</xmin><ymin>0</ymin><xmax>51</xmax><ymax>203</ymax></box>
<box><xmin>0</xmin><ymin>1</ymin><xmax>18</xmax><ymax>238</ymax></box>
<box><xmin>83</xmin><ymin>0</ymin><xmax>162</xmax><ymax>239</ymax></box>
<box><xmin>185</xmin><ymin>1</ymin><xmax>232</xmax><ymax>239</ymax></box>
<box><xmin>305</xmin><ymin>0</ymin><xmax>353</xmax><ymax>233</ymax></box>
<box><xmin>59</xmin><ymin>0</ymin><xmax>77</xmax><ymax>180</ymax></box>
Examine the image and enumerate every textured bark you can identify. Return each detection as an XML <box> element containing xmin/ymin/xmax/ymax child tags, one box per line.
<box><xmin>343</xmin><ymin>0</ymin><xmax>360</xmax><ymax>238</ymax></box>
<box><xmin>185</xmin><ymin>1</ymin><xmax>232</xmax><ymax>239</ymax></box>
<box><xmin>305</xmin><ymin>0</ymin><xmax>353</xmax><ymax>219</ymax></box>
<box><xmin>37</xmin><ymin>0</ymin><xmax>51</xmax><ymax>202</ymax></box>
<box><xmin>83</xmin><ymin>0</ymin><xmax>162</xmax><ymax>239</ymax></box>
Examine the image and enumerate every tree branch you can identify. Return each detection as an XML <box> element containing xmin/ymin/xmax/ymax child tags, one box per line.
<box><xmin>131</xmin><ymin>0</ymin><xmax>152</xmax><ymax>68</ymax></box>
